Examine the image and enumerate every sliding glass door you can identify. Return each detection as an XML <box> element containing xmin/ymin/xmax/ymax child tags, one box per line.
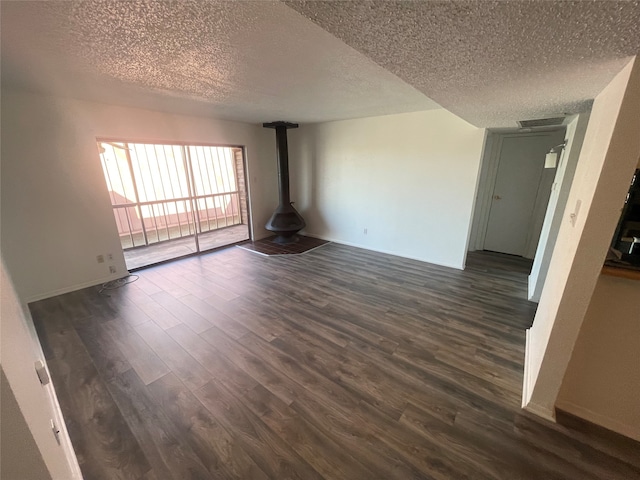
<box><xmin>98</xmin><ymin>140</ymin><xmax>250</xmax><ymax>270</ymax></box>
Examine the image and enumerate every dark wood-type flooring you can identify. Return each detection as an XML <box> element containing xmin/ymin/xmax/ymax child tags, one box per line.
<box><xmin>31</xmin><ymin>245</ymin><xmax>640</xmax><ymax>480</ymax></box>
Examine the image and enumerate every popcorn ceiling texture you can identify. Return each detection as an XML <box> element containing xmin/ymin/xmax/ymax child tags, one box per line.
<box><xmin>2</xmin><ymin>1</ymin><xmax>640</xmax><ymax>127</ymax></box>
<box><xmin>0</xmin><ymin>1</ymin><xmax>437</xmax><ymax>123</ymax></box>
<box><xmin>286</xmin><ymin>0</ymin><xmax>640</xmax><ymax>127</ymax></box>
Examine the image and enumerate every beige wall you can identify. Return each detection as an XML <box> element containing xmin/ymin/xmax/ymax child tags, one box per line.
<box><xmin>1</xmin><ymin>367</ymin><xmax>52</xmax><ymax>480</ymax></box>
<box><xmin>0</xmin><ymin>258</ymin><xmax>80</xmax><ymax>478</ymax></box>
<box><xmin>288</xmin><ymin>110</ymin><xmax>486</xmax><ymax>269</ymax></box>
<box><xmin>523</xmin><ymin>57</ymin><xmax>640</xmax><ymax>420</ymax></box>
<box><xmin>1</xmin><ymin>90</ymin><xmax>276</xmax><ymax>302</ymax></box>
<box><xmin>528</xmin><ymin>113</ymin><xmax>591</xmax><ymax>302</ymax></box>
<box><xmin>557</xmin><ymin>274</ymin><xmax>640</xmax><ymax>441</ymax></box>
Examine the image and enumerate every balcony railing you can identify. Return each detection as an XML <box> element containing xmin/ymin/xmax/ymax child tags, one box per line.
<box><xmin>113</xmin><ymin>192</ymin><xmax>242</xmax><ymax>250</ymax></box>
<box><xmin>99</xmin><ymin>141</ymin><xmax>246</xmax><ymax>252</ymax></box>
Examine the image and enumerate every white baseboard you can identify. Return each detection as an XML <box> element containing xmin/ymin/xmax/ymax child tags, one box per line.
<box><xmin>527</xmin><ymin>274</ymin><xmax>538</xmax><ymax>303</ymax></box>
<box><xmin>521</xmin><ymin>328</ymin><xmax>556</xmax><ymax>422</ymax></box>
<box><xmin>25</xmin><ymin>272</ymin><xmax>130</xmax><ymax>304</ymax></box>
<box><xmin>302</xmin><ymin>232</ymin><xmax>464</xmax><ymax>271</ymax></box>
<box><xmin>555</xmin><ymin>400</ymin><xmax>640</xmax><ymax>442</ymax></box>
<box><xmin>522</xmin><ymin>328</ymin><xmax>531</xmax><ymax>408</ymax></box>
<box><xmin>523</xmin><ymin>401</ymin><xmax>557</xmax><ymax>423</ymax></box>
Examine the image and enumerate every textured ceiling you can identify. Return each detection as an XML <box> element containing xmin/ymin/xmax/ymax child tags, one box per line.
<box><xmin>286</xmin><ymin>1</ymin><xmax>640</xmax><ymax>127</ymax></box>
<box><xmin>2</xmin><ymin>2</ymin><xmax>640</xmax><ymax>128</ymax></box>
<box><xmin>0</xmin><ymin>1</ymin><xmax>437</xmax><ymax>123</ymax></box>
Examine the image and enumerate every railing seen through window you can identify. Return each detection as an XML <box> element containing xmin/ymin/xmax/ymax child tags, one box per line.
<box><xmin>98</xmin><ymin>141</ymin><xmax>248</xmax><ymax>254</ymax></box>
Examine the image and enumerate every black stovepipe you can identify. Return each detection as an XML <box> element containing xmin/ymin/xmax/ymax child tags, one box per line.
<box><xmin>263</xmin><ymin>121</ymin><xmax>306</xmax><ymax>244</ymax></box>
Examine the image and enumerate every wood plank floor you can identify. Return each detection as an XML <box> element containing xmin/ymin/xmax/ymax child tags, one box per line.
<box><xmin>31</xmin><ymin>244</ymin><xmax>640</xmax><ymax>480</ymax></box>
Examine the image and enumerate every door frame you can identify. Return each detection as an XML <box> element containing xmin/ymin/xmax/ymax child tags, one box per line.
<box><xmin>469</xmin><ymin>128</ymin><xmax>565</xmax><ymax>256</ymax></box>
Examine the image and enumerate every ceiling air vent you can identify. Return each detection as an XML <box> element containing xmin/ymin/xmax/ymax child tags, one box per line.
<box><xmin>518</xmin><ymin>117</ymin><xmax>565</xmax><ymax>128</ymax></box>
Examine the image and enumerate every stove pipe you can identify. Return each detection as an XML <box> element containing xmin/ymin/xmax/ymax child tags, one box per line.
<box><xmin>263</xmin><ymin>121</ymin><xmax>306</xmax><ymax>244</ymax></box>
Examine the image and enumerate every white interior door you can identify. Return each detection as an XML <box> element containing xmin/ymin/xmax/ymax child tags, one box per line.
<box><xmin>483</xmin><ymin>131</ymin><xmax>565</xmax><ymax>257</ymax></box>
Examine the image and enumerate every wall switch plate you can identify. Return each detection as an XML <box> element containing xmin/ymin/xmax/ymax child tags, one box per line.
<box><xmin>570</xmin><ymin>199</ymin><xmax>582</xmax><ymax>227</ymax></box>
<box><xmin>35</xmin><ymin>360</ymin><xmax>50</xmax><ymax>385</ymax></box>
<box><xmin>97</xmin><ymin>254</ymin><xmax>105</xmax><ymax>263</ymax></box>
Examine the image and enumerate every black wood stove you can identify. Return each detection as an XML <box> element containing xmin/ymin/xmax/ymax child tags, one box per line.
<box><xmin>263</xmin><ymin>121</ymin><xmax>306</xmax><ymax>244</ymax></box>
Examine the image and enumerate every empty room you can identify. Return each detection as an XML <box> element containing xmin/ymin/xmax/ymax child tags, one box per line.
<box><xmin>1</xmin><ymin>1</ymin><xmax>639</xmax><ymax>479</ymax></box>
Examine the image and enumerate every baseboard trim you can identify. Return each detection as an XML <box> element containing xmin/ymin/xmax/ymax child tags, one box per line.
<box><xmin>301</xmin><ymin>232</ymin><xmax>464</xmax><ymax>271</ymax></box>
<box><xmin>522</xmin><ymin>328</ymin><xmax>531</xmax><ymax>408</ymax></box>
<box><xmin>527</xmin><ymin>274</ymin><xmax>540</xmax><ymax>303</ymax></box>
<box><xmin>555</xmin><ymin>400</ymin><xmax>640</xmax><ymax>442</ymax></box>
<box><xmin>521</xmin><ymin>328</ymin><xmax>556</xmax><ymax>423</ymax></box>
<box><xmin>523</xmin><ymin>401</ymin><xmax>557</xmax><ymax>423</ymax></box>
<box><xmin>25</xmin><ymin>272</ymin><xmax>130</xmax><ymax>304</ymax></box>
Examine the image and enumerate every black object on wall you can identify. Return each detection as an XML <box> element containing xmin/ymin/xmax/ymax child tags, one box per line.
<box><xmin>610</xmin><ymin>168</ymin><xmax>640</xmax><ymax>266</ymax></box>
<box><xmin>263</xmin><ymin>121</ymin><xmax>306</xmax><ymax>244</ymax></box>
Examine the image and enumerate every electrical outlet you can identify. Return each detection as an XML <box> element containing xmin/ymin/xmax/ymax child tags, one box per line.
<box><xmin>97</xmin><ymin>254</ymin><xmax>105</xmax><ymax>264</ymax></box>
<box><xmin>109</xmin><ymin>266</ymin><xmax>117</xmax><ymax>274</ymax></box>
<box><xmin>107</xmin><ymin>253</ymin><xmax>113</xmax><ymax>261</ymax></box>
<box><xmin>50</xmin><ymin>419</ymin><xmax>61</xmax><ymax>445</ymax></box>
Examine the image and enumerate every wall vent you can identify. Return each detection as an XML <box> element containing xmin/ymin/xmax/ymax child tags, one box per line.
<box><xmin>518</xmin><ymin>117</ymin><xmax>565</xmax><ymax>128</ymax></box>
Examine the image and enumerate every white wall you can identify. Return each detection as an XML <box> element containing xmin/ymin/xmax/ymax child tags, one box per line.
<box><xmin>0</xmin><ymin>258</ymin><xmax>80</xmax><ymax>479</ymax></box>
<box><xmin>528</xmin><ymin>113</ymin><xmax>591</xmax><ymax>302</ymax></box>
<box><xmin>557</xmin><ymin>274</ymin><xmax>640</xmax><ymax>441</ymax></box>
<box><xmin>523</xmin><ymin>58</ymin><xmax>640</xmax><ymax>420</ymax></box>
<box><xmin>1</xmin><ymin>90</ymin><xmax>276</xmax><ymax>302</ymax></box>
<box><xmin>1</xmin><ymin>367</ymin><xmax>51</xmax><ymax>480</ymax></box>
<box><xmin>288</xmin><ymin>110</ymin><xmax>486</xmax><ymax>269</ymax></box>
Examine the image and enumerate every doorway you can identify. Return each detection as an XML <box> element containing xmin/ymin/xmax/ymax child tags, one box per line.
<box><xmin>472</xmin><ymin>129</ymin><xmax>566</xmax><ymax>259</ymax></box>
<box><xmin>98</xmin><ymin>140</ymin><xmax>250</xmax><ymax>270</ymax></box>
